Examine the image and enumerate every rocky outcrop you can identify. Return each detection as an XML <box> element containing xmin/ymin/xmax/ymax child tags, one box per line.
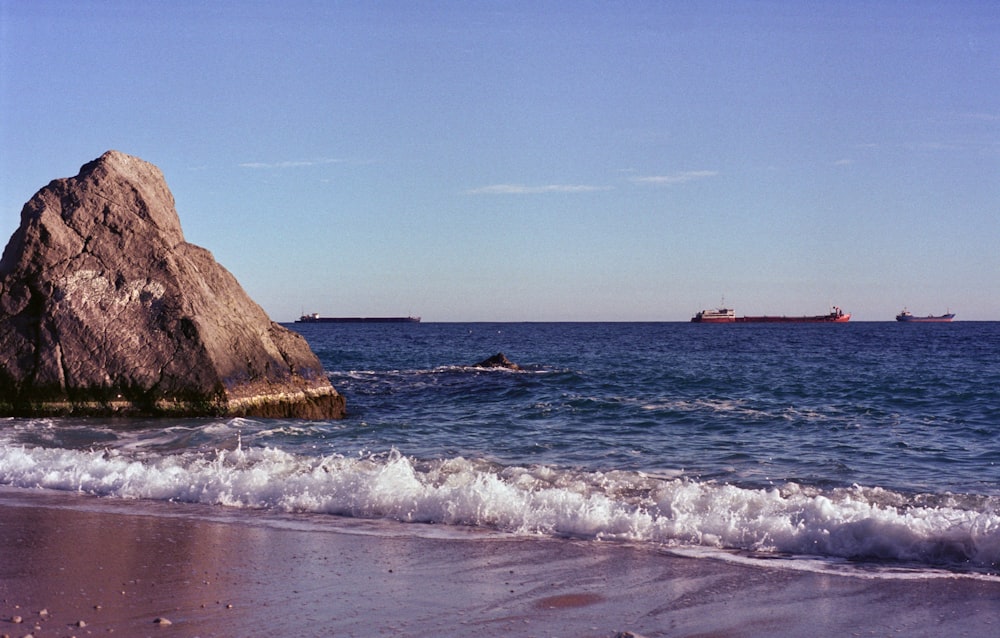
<box><xmin>0</xmin><ymin>151</ymin><xmax>345</xmax><ymax>418</ymax></box>
<box><xmin>472</xmin><ymin>353</ymin><xmax>522</xmax><ymax>370</ymax></box>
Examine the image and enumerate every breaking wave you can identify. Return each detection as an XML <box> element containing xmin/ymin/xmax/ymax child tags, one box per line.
<box><xmin>1</xmin><ymin>438</ymin><xmax>996</xmax><ymax>575</ymax></box>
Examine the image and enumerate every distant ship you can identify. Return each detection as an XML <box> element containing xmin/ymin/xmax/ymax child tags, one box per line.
<box><xmin>296</xmin><ymin>313</ymin><xmax>421</xmax><ymax>324</ymax></box>
<box><xmin>690</xmin><ymin>306</ymin><xmax>737</xmax><ymax>323</ymax></box>
<box><xmin>692</xmin><ymin>306</ymin><xmax>850</xmax><ymax>323</ymax></box>
<box><xmin>895</xmin><ymin>309</ymin><xmax>954</xmax><ymax>323</ymax></box>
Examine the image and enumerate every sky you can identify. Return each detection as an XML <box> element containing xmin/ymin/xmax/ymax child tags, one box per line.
<box><xmin>1</xmin><ymin>1</ymin><xmax>997</xmax><ymax>322</ymax></box>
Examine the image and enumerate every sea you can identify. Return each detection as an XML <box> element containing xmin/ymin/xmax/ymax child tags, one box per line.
<box><xmin>2</xmin><ymin>321</ymin><xmax>998</xmax><ymax>579</ymax></box>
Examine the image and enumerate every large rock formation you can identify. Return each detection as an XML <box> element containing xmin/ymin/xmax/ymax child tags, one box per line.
<box><xmin>0</xmin><ymin>151</ymin><xmax>345</xmax><ymax>418</ymax></box>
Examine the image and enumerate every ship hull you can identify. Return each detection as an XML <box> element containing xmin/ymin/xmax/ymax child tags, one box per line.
<box><xmin>896</xmin><ymin>314</ymin><xmax>954</xmax><ymax>323</ymax></box>
<box><xmin>735</xmin><ymin>313</ymin><xmax>851</xmax><ymax>323</ymax></box>
<box><xmin>296</xmin><ymin>316</ymin><xmax>421</xmax><ymax>323</ymax></box>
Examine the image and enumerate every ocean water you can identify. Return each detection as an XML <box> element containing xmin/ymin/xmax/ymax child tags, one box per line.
<box><xmin>2</xmin><ymin>322</ymin><xmax>998</xmax><ymax>577</ymax></box>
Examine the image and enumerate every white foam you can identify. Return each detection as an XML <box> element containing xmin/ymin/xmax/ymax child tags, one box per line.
<box><xmin>0</xmin><ymin>439</ymin><xmax>996</xmax><ymax>573</ymax></box>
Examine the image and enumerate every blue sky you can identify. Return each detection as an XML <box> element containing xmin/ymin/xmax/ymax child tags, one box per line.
<box><xmin>2</xmin><ymin>1</ymin><xmax>997</xmax><ymax>321</ymax></box>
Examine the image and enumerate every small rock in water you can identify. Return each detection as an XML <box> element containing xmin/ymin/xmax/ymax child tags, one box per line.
<box><xmin>472</xmin><ymin>352</ymin><xmax>523</xmax><ymax>370</ymax></box>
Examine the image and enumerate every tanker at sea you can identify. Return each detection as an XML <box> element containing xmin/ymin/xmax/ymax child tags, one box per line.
<box><xmin>692</xmin><ymin>306</ymin><xmax>850</xmax><ymax>323</ymax></box>
<box><xmin>896</xmin><ymin>308</ymin><xmax>955</xmax><ymax>322</ymax></box>
<box><xmin>296</xmin><ymin>313</ymin><xmax>421</xmax><ymax>324</ymax></box>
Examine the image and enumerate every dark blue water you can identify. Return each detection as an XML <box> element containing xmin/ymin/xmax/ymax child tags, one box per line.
<box><xmin>2</xmin><ymin>322</ymin><xmax>998</xmax><ymax>574</ymax></box>
<box><xmin>308</xmin><ymin>322</ymin><xmax>1000</xmax><ymax>495</ymax></box>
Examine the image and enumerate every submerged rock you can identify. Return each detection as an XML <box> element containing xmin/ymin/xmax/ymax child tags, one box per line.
<box><xmin>472</xmin><ymin>352</ymin><xmax>522</xmax><ymax>370</ymax></box>
<box><xmin>0</xmin><ymin>151</ymin><xmax>344</xmax><ymax>418</ymax></box>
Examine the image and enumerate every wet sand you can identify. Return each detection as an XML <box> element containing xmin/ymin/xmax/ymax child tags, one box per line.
<box><xmin>1</xmin><ymin>487</ymin><xmax>997</xmax><ymax>638</ymax></box>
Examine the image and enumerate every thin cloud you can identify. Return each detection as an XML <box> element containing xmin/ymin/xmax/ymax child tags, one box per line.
<box><xmin>466</xmin><ymin>183</ymin><xmax>613</xmax><ymax>195</ymax></box>
<box><xmin>630</xmin><ymin>170</ymin><xmax>718</xmax><ymax>185</ymax></box>
<box><xmin>834</xmin><ymin>158</ymin><xmax>853</xmax><ymax>166</ymax></box>
<box><xmin>239</xmin><ymin>158</ymin><xmax>348</xmax><ymax>169</ymax></box>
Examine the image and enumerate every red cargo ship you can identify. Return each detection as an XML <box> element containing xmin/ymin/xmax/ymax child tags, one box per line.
<box><xmin>692</xmin><ymin>306</ymin><xmax>850</xmax><ymax>323</ymax></box>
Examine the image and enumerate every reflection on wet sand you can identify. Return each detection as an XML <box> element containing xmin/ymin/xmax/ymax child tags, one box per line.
<box><xmin>2</xmin><ymin>488</ymin><xmax>998</xmax><ymax>637</ymax></box>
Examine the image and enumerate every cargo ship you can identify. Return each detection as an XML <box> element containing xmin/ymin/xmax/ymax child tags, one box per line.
<box><xmin>895</xmin><ymin>309</ymin><xmax>954</xmax><ymax>323</ymax></box>
<box><xmin>690</xmin><ymin>306</ymin><xmax>737</xmax><ymax>323</ymax></box>
<box><xmin>296</xmin><ymin>313</ymin><xmax>421</xmax><ymax>323</ymax></box>
<box><xmin>692</xmin><ymin>306</ymin><xmax>850</xmax><ymax>323</ymax></box>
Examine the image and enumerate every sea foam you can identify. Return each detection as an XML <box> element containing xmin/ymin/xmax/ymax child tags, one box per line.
<box><xmin>0</xmin><ymin>440</ymin><xmax>996</xmax><ymax>573</ymax></box>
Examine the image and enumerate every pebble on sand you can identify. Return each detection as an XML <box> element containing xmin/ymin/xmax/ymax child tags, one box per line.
<box><xmin>153</xmin><ymin>617</ymin><xmax>172</xmax><ymax>626</ymax></box>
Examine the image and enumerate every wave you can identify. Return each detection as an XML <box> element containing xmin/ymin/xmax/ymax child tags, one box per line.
<box><xmin>0</xmin><ymin>438</ymin><xmax>996</xmax><ymax>575</ymax></box>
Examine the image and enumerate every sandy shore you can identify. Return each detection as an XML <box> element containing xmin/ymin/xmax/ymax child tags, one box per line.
<box><xmin>1</xmin><ymin>487</ymin><xmax>997</xmax><ymax>638</ymax></box>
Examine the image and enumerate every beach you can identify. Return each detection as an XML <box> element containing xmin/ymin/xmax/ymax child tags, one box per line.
<box><xmin>1</xmin><ymin>487</ymin><xmax>997</xmax><ymax>638</ymax></box>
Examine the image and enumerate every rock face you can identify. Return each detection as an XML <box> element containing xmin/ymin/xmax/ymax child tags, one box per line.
<box><xmin>0</xmin><ymin>151</ymin><xmax>345</xmax><ymax>418</ymax></box>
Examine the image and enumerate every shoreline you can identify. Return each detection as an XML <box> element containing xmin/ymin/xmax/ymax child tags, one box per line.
<box><xmin>2</xmin><ymin>488</ymin><xmax>998</xmax><ymax>637</ymax></box>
